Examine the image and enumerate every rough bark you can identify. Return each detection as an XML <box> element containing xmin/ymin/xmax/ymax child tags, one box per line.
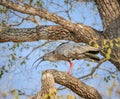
<box><xmin>0</xmin><ymin>0</ymin><xmax>102</xmax><ymax>43</ymax></box>
<box><xmin>95</xmin><ymin>0</ymin><xmax>120</xmax><ymax>29</ymax></box>
<box><xmin>0</xmin><ymin>25</ymin><xmax>102</xmax><ymax>43</ymax></box>
<box><xmin>32</xmin><ymin>70</ymin><xmax>102</xmax><ymax>99</ymax></box>
<box><xmin>32</xmin><ymin>71</ymin><xmax>57</xmax><ymax>99</ymax></box>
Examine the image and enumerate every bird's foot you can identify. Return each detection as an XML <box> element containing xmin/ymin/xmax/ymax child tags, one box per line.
<box><xmin>67</xmin><ymin>61</ymin><xmax>74</xmax><ymax>75</ymax></box>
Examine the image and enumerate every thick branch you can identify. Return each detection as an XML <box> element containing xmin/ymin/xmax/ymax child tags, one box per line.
<box><xmin>0</xmin><ymin>0</ymin><xmax>103</xmax><ymax>43</ymax></box>
<box><xmin>0</xmin><ymin>26</ymin><xmax>77</xmax><ymax>42</ymax></box>
<box><xmin>0</xmin><ymin>0</ymin><xmax>73</xmax><ymax>30</ymax></box>
<box><xmin>32</xmin><ymin>72</ymin><xmax>57</xmax><ymax>99</ymax></box>
<box><xmin>95</xmin><ymin>0</ymin><xmax>120</xmax><ymax>28</ymax></box>
<box><xmin>32</xmin><ymin>70</ymin><xmax>102</xmax><ymax>99</ymax></box>
<box><xmin>0</xmin><ymin>25</ymin><xmax>103</xmax><ymax>43</ymax></box>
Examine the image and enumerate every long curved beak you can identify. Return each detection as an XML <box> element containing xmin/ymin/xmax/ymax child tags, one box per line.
<box><xmin>32</xmin><ymin>56</ymin><xmax>45</xmax><ymax>69</ymax></box>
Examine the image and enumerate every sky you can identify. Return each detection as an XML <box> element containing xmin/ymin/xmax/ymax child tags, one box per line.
<box><xmin>0</xmin><ymin>1</ymin><xmax>120</xmax><ymax>99</ymax></box>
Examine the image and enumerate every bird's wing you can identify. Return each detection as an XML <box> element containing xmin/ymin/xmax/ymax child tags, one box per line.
<box><xmin>77</xmin><ymin>45</ymin><xmax>99</xmax><ymax>54</ymax></box>
<box><xmin>55</xmin><ymin>43</ymin><xmax>75</xmax><ymax>58</ymax></box>
<box><xmin>55</xmin><ymin>43</ymin><xmax>99</xmax><ymax>58</ymax></box>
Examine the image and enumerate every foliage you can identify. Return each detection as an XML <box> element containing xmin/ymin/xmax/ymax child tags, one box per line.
<box><xmin>0</xmin><ymin>66</ymin><xmax>8</xmax><ymax>78</ymax></box>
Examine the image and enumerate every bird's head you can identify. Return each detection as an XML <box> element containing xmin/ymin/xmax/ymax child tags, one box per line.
<box><xmin>43</xmin><ymin>51</ymin><xmax>58</xmax><ymax>62</ymax></box>
<box><xmin>32</xmin><ymin>51</ymin><xmax>57</xmax><ymax>68</ymax></box>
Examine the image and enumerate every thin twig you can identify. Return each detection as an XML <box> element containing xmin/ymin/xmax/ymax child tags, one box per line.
<box><xmin>79</xmin><ymin>58</ymin><xmax>107</xmax><ymax>79</ymax></box>
<box><xmin>25</xmin><ymin>41</ymin><xmax>53</xmax><ymax>59</ymax></box>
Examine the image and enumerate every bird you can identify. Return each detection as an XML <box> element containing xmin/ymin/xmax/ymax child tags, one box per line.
<box><xmin>33</xmin><ymin>42</ymin><xmax>100</xmax><ymax>74</ymax></box>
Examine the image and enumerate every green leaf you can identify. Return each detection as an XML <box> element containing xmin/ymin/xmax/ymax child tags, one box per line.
<box><xmin>11</xmin><ymin>54</ymin><xmax>16</xmax><ymax>60</ymax></box>
<box><xmin>20</xmin><ymin>61</ymin><xmax>26</xmax><ymax>65</ymax></box>
<box><xmin>103</xmin><ymin>39</ymin><xmax>107</xmax><ymax>45</ymax></box>
<box><xmin>107</xmin><ymin>48</ymin><xmax>112</xmax><ymax>54</ymax></box>
<box><xmin>111</xmin><ymin>74</ymin><xmax>115</xmax><ymax>78</ymax></box>
<box><xmin>0</xmin><ymin>72</ymin><xmax>3</xmax><ymax>78</ymax></box>
<box><xmin>106</xmin><ymin>53</ymin><xmax>110</xmax><ymax>60</ymax></box>
<box><xmin>109</xmin><ymin>40</ymin><xmax>113</xmax><ymax>48</ymax></box>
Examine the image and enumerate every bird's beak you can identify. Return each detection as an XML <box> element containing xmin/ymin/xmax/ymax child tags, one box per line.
<box><xmin>32</xmin><ymin>56</ymin><xmax>45</xmax><ymax>69</ymax></box>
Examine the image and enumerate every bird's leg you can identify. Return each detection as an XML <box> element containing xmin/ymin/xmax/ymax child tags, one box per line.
<box><xmin>67</xmin><ymin>60</ymin><xmax>74</xmax><ymax>75</ymax></box>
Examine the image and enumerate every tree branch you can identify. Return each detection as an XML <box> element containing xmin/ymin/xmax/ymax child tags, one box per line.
<box><xmin>32</xmin><ymin>69</ymin><xmax>102</xmax><ymax>99</ymax></box>
<box><xmin>32</xmin><ymin>72</ymin><xmax>57</xmax><ymax>99</ymax></box>
<box><xmin>0</xmin><ymin>26</ymin><xmax>77</xmax><ymax>42</ymax></box>
<box><xmin>0</xmin><ymin>25</ymin><xmax>103</xmax><ymax>43</ymax></box>
<box><xmin>79</xmin><ymin>58</ymin><xmax>107</xmax><ymax>79</ymax></box>
<box><xmin>0</xmin><ymin>0</ymin><xmax>103</xmax><ymax>43</ymax></box>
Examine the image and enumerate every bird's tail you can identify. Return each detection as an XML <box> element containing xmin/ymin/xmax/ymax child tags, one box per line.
<box><xmin>85</xmin><ymin>53</ymin><xmax>100</xmax><ymax>62</ymax></box>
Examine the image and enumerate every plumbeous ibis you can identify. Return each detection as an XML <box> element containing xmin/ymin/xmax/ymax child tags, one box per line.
<box><xmin>33</xmin><ymin>42</ymin><xmax>100</xmax><ymax>74</ymax></box>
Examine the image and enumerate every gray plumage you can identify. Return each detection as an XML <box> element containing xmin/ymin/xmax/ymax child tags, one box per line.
<box><xmin>54</xmin><ymin>42</ymin><xmax>100</xmax><ymax>61</ymax></box>
<box><xmin>33</xmin><ymin>42</ymin><xmax>100</xmax><ymax>67</ymax></box>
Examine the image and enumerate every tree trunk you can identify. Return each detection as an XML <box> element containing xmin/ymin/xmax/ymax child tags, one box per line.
<box><xmin>95</xmin><ymin>0</ymin><xmax>120</xmax><ymax>29</ymax></box>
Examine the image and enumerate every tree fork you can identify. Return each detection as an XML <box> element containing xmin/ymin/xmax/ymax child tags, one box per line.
<box><xmin>32</xmin><ymin>69</ymin><xmax>102</xmax><ymax>99</ymax></box>
<box><xmin>0</xmin><ymin>0</ymin><xmax>103</xmax><ymax>43</ymax></box>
